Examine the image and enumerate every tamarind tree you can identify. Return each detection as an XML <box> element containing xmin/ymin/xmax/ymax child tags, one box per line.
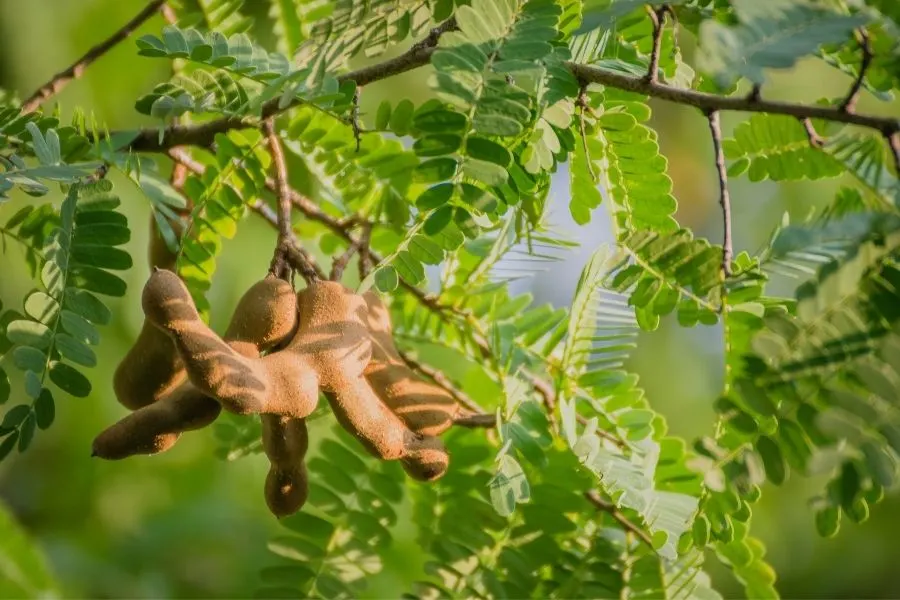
<box><xmin>1</xmin><ymin>0</ymin><xmax>900</xmax><ymax>597</ymax></box>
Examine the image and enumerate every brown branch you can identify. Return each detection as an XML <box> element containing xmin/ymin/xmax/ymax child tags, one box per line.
<box><xmin>350</xmin><ymin>86</ymin><xmax>362</xmax><ymax>152</ymax></box>
<box><xmin>453</xmin><ymin>413</ymin><xmax>497</xmax><ymax>428</ymax></box>
<box><xmin>706</xmin><ymin>110</ymin><xmax>733</xmax><ymax>278</ymax></box>
<box><xmin>21</xmin><ymin>0</ymin><xmax>166</xmax><ymax>113</ymax></box>
<box><xmin>330</xmin><ymin>236</ymin><xmax>362</xmax><ymax>281</ymax></box>
<box><xmin>584</xmin><ymin>490</ymin><xmax>654</xmax><ymax>549</ymax></box>
<box><xmin>264</xmin><ymin>119</ymin><xmax>321</xmax><ymax>284</ymax></box>
<box><xmin>888</xmin><ymin>131</ymin><xmax>900</xmax><ymax>177</ymax></box>
<box><xmin>566</xmin><ymin>62</ymin><xmax>899</xmax><ymax>136</ymax></box>
<box><xmin>644</xmin><ymin>5</ymin><xmax>670</xmax><ymax>84</ymax></box>
<box><xmin>357</xmin><ymin>223</ymin><xmax>373</xmax><ymax>280</ymax></box>
<box><xmin>840</xmin><ymin>29</ymin><xmax>872</xmax><ymax>114</ymax></box>
<box><xmin>125</xmin><ymin>18</ymin><xmax>457</xmax><ymax>152</ymax></box>
<box><xmin>113</xmin><ymin>20</ymin><xmax>898</xmax><ymax>154</ymax></box>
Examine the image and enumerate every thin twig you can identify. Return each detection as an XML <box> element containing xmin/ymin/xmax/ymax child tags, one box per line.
<box><xmin>888</xmin><ymin>131</ymin><xmax>900</xmax><ymax>177</ymax></box>
<box><xmin>398</xmin><ymin>349</ymin><xmax>486</xmax><ymax>415</ymax></box>
<box><xmin>584</xmin><ymin>490</ymin><xmax>654</xmax><ymax>549</ymax></box>
<box><xmin>21</xmin><ymin>0</ymin><xmax>166</xmax><ymax>113</ymax></box>
<box><xmin>840</xmin><ymin>29</ymin><xmax>872</xmax><ymax>114</ymax></box>
<box><xmin>357</xmin><ymin>223</ymin><xmax>373</xmax><ymax>280</ymax></box>
<box><xmin>800</xmin><ymin>118</ymin><xmax>825</xmax><ymax>148</ymax></box>
<box><xmin>350</xmin><ymin>86</ymin><xmax>362</xmax><ymax>152</ymax></box>
<box><xmin>644</xmin><ymin>5</ymin><xmax>669</xmax><ymax>84</ymax></box>
<box><xmin>330</xmin><ymin>236</ymin><xmax>362</xmax><ymax>281</ymax></box>
<box><xmin>746</xmin><ymin>84</ymin><xmax>762</xmax><ymax>103</ymax></box>
<box><xmin>264</xmin><ymin>118</ymin><xmax>309</xmax><ymax>281</ymax></box>
<box><xmin>453</xmin><ymin>413</ymin><xmax>497</xmax><ymax>428</ymax></box>
<box><xmin>706</xmin><ymin>110</ymin><xmax>733</xmax><ymax>278</ymax></box>
<box><xmin>282</xmin><ymin>242</ymin><xmax>326</xmax><ymax>282</ymax></box>
<box><xmin>246</xmin><ymin>197</ymin><xmax>326</xmax><ymax>280</ymax></box>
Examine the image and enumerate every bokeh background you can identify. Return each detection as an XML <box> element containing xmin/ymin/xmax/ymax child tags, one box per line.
<box><xmin>1</xmin><ymin>1</ymin><xmax>899</xmax><ymax>598</ymax></box>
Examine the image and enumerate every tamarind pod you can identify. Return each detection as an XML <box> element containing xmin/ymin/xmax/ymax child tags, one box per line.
<box><xmin>261</xmin><ymin>415</ymin><xmax>309</xmax><ymax>517</ymax></box>
<box><xmin>92</xmin><ymin>383</ymin><xmax>221</xmax><ymax>459</ymax></box>
<box><xmin>142</xmin><ymin>270</ymin><xmax>317</xmax><ymax>417</ymax></box>
<box><xmin>324</xmin><ymin>378</ymin><xmax>449</xmax><ymax>481</ymax></box>
<box><xmin>362</xmin><ymin>292</ymin><xmax>459</xmax><ymax>436</ymax></box>
<box><xmin>224</xmin><ymin>275</ymin><xmax>298</xmax><ymax>349</ymax></box>
<box><xmin>112</xmin><ymin>217</ymin><xmax>186</xmax><ymax>410</ymax></box>
<box><xmin>95</xmin><ymin>277</ymin><xmax>301</xmax><ymax>458</ymax></box>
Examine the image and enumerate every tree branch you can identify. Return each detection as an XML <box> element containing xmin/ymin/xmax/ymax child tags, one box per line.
<box><xmin>887</xmin><ymin>131</ymin><xmax>900</xmax><ymax>177</ymax></box>
<box><xmin>584</xmin><ymin>490</ymin><xmax>654</xmax><ymax>548</ymax></box>
<box><xmin>706</xmin><ymin>110</ymin><xmax>733</xmax><ymax>278</ymax></box>
<box><xmin>567</xmin><ymin>62</ymin><xmax>899</xmax><ymax>135</ymax></box>
<box><xmin>840</xmin><ymin>29</ymin><xmax>872</xmax><ymax>114</ymax></box>
<box><xmin>125</xmin><ymin>18</ymin><xmax>457</xmax><ymax>152</ymax></box>
<box><xmin>21</xmin><ymin>0</ymin><xmax>166</xmax><ymax>114</ymax></box>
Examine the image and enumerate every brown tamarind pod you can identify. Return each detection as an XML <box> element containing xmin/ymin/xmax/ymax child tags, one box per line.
<box><xmin>291</xmin><ymin>282</ymin><xmax>449</xmax><ymax>481</ymax></box>
<box><xmin>142</xmin><ymin>269</ymin><xmax>318</xmax><ymax>417</ymax></box>
<box><xmin>362</xmin><ymin>292</ymin><xmax>459</xmax><ymax>436</ymax></box>
<box><xmin>92</xmin><ymin>383</ymin><xmax>219</xmax><ymax>459</ymax></box>
<box><xmin>261</xmin><ymin>415</ymin><xmax>309</xmax><ymax>517</ymax></box>
<box><xmin>142</xmin><ymin>272</ymin><xmax>447</xmax><ymax>480</ymax></box>
<box><xmin>113</xmin><ymin>217</ymin><xmax>186</xmax><ymax>410</ymax></box>
<box><xmin>94</xmin><ymin>276</ymin><xmax>299</xmax><ymax>459</ymax></box>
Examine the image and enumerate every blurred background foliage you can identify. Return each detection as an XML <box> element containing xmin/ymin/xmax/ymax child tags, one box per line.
<box><xmin>1</xmin><ymin>0</ymin><xmax>899</xmax><ymax>598</ymax></box>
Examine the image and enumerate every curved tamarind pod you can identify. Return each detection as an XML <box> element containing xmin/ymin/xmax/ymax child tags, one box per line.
<box><xmin>261</xmin><ymin>415</ymin><xmax>309</xmax><ymax>517</ymax></box>
<box><xmin>113</xmin><ymin>218</ymin><xmax>186</xmax><ymax>410</ymax></box>
<box><xmin>94</xmin><ymin>277</ymin><xmax>299</xmax><ymax>459</ymax></box>
<box><xmin>142</xmin><ymin>269</ymin><xmax>318</xmax><ymax>417</ymax></box>
<box><xmin>92</xmin><ymin>383</ymin><xmax>219</xmax><ymax>459</ymax></box>
<box><xmin>363</xmin><ymin>292</ymin><xmax>459</xmax><ymax>436</ymax></box>
<box><xmin>291</xmin><ymin>282</ymin><xmax>449</xmax><ymax>481</ymax></box>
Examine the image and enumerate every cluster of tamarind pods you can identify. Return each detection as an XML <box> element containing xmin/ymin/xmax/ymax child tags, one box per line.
<box><xmin>92</xmin><ymin>223</ymin><xmax>459</xmax><ymax>517</ymax></box>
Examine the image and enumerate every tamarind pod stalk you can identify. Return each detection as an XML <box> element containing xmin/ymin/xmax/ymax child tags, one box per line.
<box><xmin>261</xmin><ymin>415</ymin><xmax>309</xmax><ymax>517</ymax></box>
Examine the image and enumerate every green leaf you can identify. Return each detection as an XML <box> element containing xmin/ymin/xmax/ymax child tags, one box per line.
<box><xmin>416</xmin><ymin>183</ymin><xmax>454</xmax><ymax>210</ymax></box>
<box><xmin>466</xmin><ymin>137</ymin><xmax>512</xmax><ymax>167</ymax></box>
<box><xmin>34</xmin><ymin>389</ymin><xmax>54</xmax><ymax>430</ymax></box>
<box><xmin>5</xmin><ymin>320</ymin><xmax>52</xmax><ymax>350</ymax></box>
<box><xmin>0</xmin><ymin>369</ymin><xmax>8</xmax><ymax>405</ymax></box>
<box><xmin>48</xmin><ymin>362</ymin><xmax>91</xmax><ymax>397</ymax></box>
<box><xmin>374</xmin><ymin>266</ymin><xmax>398</xmax><ymax>292</ymax></box>
<box><xmin>490</xmin><ymin>454</ymin><xmax>530</xmax><ymax>517</ymax></box>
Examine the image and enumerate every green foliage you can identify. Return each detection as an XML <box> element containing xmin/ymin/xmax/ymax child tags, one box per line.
<box><xmin>2</xmin><ymin>179</ymin><xmax>128</xmax><ymax>455</ymax></box>
<box><xmin>6</xmin><ymin>0</ymin><xmax>900</xmax><ymax>597</ymax></box>
<box><xmin>573</xmin><ymin>89</ymin><xmax>679</xmax><ymax>232</ymax></box>
<box><xmin>257</xmin><ymin>425</ymin><xmax>405</xmax><ymax>598</ymax></box>
<box><xmin>699</xmin><ymin>0</ymin><xmax>868</xmax><ymax>87</ymax></box>
<box><xmin>0</xmin><ymin>500</ymin><xmax>58</xmax><ymax>598</ymax></box>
